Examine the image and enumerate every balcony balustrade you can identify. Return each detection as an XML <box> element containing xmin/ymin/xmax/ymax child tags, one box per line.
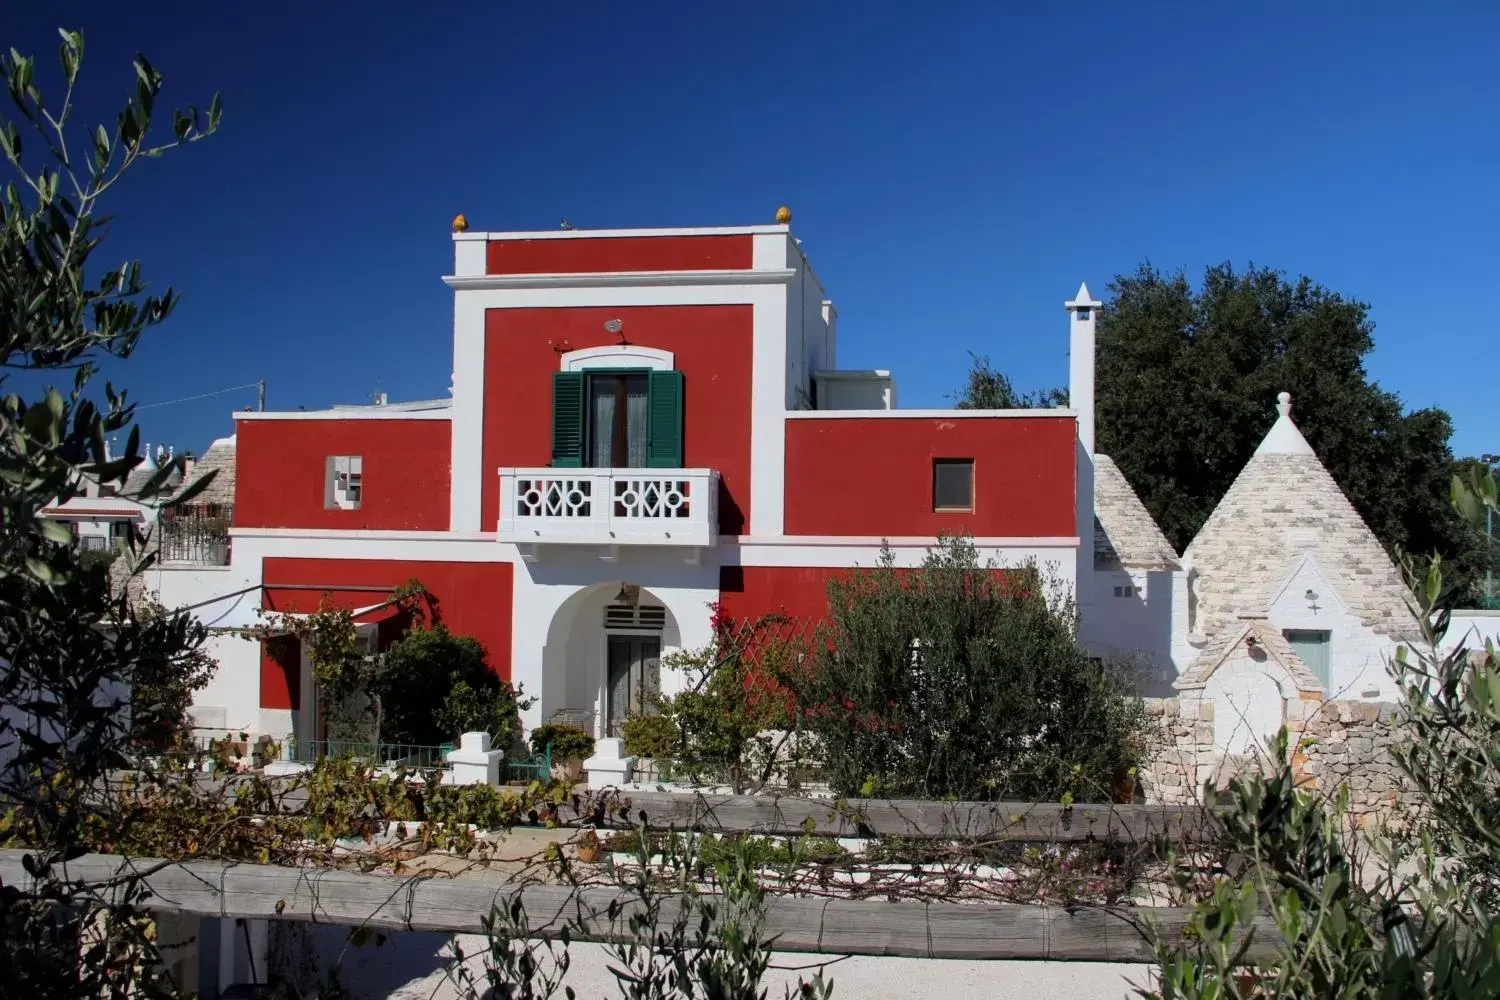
<box><xmin>497</xmin><ymin>468</ymin><xmax>718</xmax><ymax>559</ymax></box>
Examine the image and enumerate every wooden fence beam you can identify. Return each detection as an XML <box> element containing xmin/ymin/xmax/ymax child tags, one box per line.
<box><xmin>0</xmin><ymin>851</ymin><xmax>1273</xmax><ymax>964</ymax></box>
<box><xmin>567</xmin><ymin>792</ymin><xmax>1222</xmax><ymax>843</ymax></box>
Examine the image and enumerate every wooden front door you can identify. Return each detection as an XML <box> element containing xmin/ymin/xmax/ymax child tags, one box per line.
<box><xmin>606</xmin><ymin>635</ymin><xmax>661</xmax><ymax>737</ymax></box>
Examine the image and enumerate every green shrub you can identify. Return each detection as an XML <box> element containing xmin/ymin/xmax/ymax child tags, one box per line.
<box><xmin>528</xmin><ymin>722</ymin><xmax>594</xmax><ymax>761</ymax></box>
<box><xmin>621</xmin><ymin>703</ymin><xmax>682</xmax><ymax>760</ymax></box>
<box><xmin>795</xmin><ymin>536</ymin><xmax>1153</xmax><ymax>802</ymax></box>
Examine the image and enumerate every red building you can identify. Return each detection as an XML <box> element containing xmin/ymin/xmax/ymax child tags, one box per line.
<box><xmin>171</xmin><ymin>216</ymin><xmax>1094</xmax><ymax>744</ymax></box>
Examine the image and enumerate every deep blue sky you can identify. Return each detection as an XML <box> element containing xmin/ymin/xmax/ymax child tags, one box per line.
<box><xmin>5</xmin><ymin>3</ymin><xmax>1497</xmax><ymax>458</ymax></box>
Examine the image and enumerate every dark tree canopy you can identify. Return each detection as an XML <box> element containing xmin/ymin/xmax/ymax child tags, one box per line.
<box><xmin>1094</xmin><ymin>262</ymin><xmax>1484</xmax><ymax>599</ymax></box>
<box><xmin>953</xmin><ymin>352</ymin><xmax>1067</xmax><ymax>409</ymax></box>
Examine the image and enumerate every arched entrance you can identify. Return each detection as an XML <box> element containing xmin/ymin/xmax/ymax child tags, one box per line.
<box><xmin>540</xmin><ymin>583</ymin><xmax>684</xmax><ymax>738</ymax></box>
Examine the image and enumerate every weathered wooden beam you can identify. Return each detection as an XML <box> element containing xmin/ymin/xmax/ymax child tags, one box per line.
<box><xmin>181</xmin><ymin>775</ymin><xmax>1222</xmax><ymax>842</ymax></box>
<box><xmin>568</xmin><ymin>792</ymin><xmax>1222</xmax><ymax>843</ymax></box>
<box><xmin>0</xmin><ymin>851</ymin><xmax>1272</xmax><ymax>963</ymax></box>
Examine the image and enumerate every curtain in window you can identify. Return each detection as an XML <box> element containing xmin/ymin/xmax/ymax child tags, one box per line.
<box><xmin>625</xmin><ymin>377</ymin><xmax>648</xmax><ymax>468</ymax></box>
<box><xmin>589</xmin><ymin>378</ymin><xmax>616</xmax><ymax>468</ymax></box>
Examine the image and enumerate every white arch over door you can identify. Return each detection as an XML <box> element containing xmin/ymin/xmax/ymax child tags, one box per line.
<box><xmin>560</xmin><ymin>345</ymin><xmax>675</xmax><ymax>372</ymax></box>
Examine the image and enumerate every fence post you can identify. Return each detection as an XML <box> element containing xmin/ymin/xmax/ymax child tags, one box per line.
<box><xmin>583</xmin><ymin>737</ymin><xmax>635</xmax><ymax>789</ymax></box>
<box><xmin>445</xmin><ymin>731</ymin><xmax>504</xmax><ymax>786</ymax></box>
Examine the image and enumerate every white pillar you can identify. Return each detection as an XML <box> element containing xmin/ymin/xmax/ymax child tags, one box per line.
<box><xmin>445</xmin><ymin>731</ymin><xmax>505</xmax><ymax>786</ymax></box>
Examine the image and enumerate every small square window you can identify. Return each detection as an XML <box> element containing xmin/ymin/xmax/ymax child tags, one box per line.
<box><xmin>1074</xmin><ymin>308</ymin><xmax>1090</xmax><ymax>320</ymax></box>
<box><xmin>326</xmin><ymin>455</ymin><xmax>363</xmax><ymax>510</ymax></box>
<box><xmin>933</xmin><ymin>459</ymin><xmax>974</xmax><ymax>512</ymax></box>
<box><xmin>1114</xmin><ymin>585</ymin><xmax>1136</xmax><ymax>598</ymax></box>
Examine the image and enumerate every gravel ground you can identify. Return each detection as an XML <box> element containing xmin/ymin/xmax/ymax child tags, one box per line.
<box><xmin>309</xmin><ymin>926</ymin><xmax>1148</xmax><ymax>999</ymax></box>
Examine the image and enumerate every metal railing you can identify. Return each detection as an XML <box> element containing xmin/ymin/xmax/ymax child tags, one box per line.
<box><xmin>283</xmin><ymin>739</ymin><xmax>454</xmax><ymax>769</ymax></box>
<box><xmin>159</xmin><ymin>516</ymin><xmax>231</xmax><ymax>565</ymax></box>
<box><xmin>505</xmin><ymin>743</ymin><xmax>551</xmax><ymax>783</ymax></box>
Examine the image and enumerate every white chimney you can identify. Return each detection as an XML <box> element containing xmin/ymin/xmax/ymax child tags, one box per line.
<box><xmin>1065</xmin><ymin>281</ymin><xmax>1101</xmax><ymax>455</ymax></box>
<box><xmin>1066</xmin><ymin>282</ymin><xmax>1102</xmax><ymax>617</ymax></box>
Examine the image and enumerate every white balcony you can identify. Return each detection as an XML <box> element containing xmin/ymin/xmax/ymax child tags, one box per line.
<box><xmin>497</xmin><ymin>468</ymin><xmax>719</xmax><ymax>560</ymax></box>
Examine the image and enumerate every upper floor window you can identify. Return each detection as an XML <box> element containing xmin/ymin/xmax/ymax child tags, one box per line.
<box><xmin>552</xmin><ymin>369</ymin><xmax>684</xmax><ymax>469</ymax></box>
<box><xmin>325</xmin><ymin>455</ymin><xmax>363</xmax><ymax>510</ymax></box>
<box><xmin>933</xmin><ymin>458</ymin><xmax>974</xmax><ymax>512</ymax></box>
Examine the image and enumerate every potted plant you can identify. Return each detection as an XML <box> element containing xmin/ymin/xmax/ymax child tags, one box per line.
<box><xmin>576</xmin><ymin>826</ymin><xmax>603</xmax><ymax>864</ymax></box>
<box><xmin>530</xmin><ymin>723</ymin><xmax>595</xmax><ymax>782</ymax></box>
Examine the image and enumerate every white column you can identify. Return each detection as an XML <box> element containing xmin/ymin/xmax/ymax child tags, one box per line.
<box><xmin>449</xmin><ymin>286</ymin><xmax>487</xmax><ymax>532</ymax></box>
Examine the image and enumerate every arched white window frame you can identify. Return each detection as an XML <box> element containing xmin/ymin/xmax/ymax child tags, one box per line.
<box><xmin>560</xmin><ymin>345</ymin><xmax>674</xmax><ymax>372</ymax></box>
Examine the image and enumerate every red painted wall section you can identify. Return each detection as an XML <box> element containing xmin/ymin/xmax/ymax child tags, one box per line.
<box><xmin>783</xmin><ymin>417</ymin><xmax>1077</xmax><ymax>537</ymax></box>
<box><xmin>718</xmin><ymin>566</ymin><xmax>844</xmax><ymax>625</ymax></box>
<box><xmin>486</xmin><ymin>235</ymin><xmax>751</xmax><ymax>275</ymax></box>
<box><xmin>261</xmin><ymin>557</ymin><xmax>513</xmax><ymax>670</ymax></box>
<box><xmin>718</xmin><ymin>565</ymin><xmax>1033</xmax><ymax>636</ymax></box>
<box><xmin>482</xmin><ymin>305</ymin><xmax>753</xmax><ymax>534</ymax></box>
<box><xmin>235</xmin><ymin>419</ymin><xmax>451</xmax><ymax>530</ymax></box>
<box><xmin>260</xmin><ymin>635</ymin><xmax>301</xmax><ymax>711</ymax></box>
<box><xmin>257</xmin><ymin>559</ymin><xmax>514</xmax><ymax>707</ymax></box>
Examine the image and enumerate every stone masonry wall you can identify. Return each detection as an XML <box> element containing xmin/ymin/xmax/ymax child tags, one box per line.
<box><xmin>1141</xmin><ymin>696</ymin><xmax>1410</xmax><ymax>821</ymax></box>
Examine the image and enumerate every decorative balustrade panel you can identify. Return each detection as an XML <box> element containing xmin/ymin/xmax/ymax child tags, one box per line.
<box><xmin>612</xmin><ymin>476</ymin><xmax>694</xmax><ymax>520</ymax></box>
<box><xmin>515</xmin><ymin>476</ymin><xmax>593</xmax><ymax>519</ymax></box>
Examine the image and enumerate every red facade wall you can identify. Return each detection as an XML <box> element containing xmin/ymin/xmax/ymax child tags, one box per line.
<box><xmin>260</xmin><ymin>635</ymin><xmax>301</xmax><ymax>713</ymax></box>
<box><xmin>486</xmin><ymin>235</ymin><xmax>752</xmax><ymax>275</ymax></box>
<box><xmin>257</xmin><ymin>558</ymin><xmax>514</xmax><ymax>710</ymax></box>
<box><xmin>235</xmin><ymin>419</ymin><xmax>451</xmax><ymax>531</ymax></box>
<box><xmin>783</xmin><ymin>417</ymin><xmax>1077</xmax><ymax>537</ymax></box>
<box><xmin>718</xmin><ymin>566</ymin><xmax>844</xmax><ymax>625</ymax></box>
<box><xmin>482</xmin><ymin>305</ymin><xmax>753</xmax><ymax>534</ymax></box>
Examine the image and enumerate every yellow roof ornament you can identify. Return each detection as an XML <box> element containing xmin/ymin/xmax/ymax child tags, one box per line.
<box><xmin>774</xmin><ymin>205</ymin><xmax>792</xmax><ymax>224</ymax></box>
<box><xmin>452</xmin><ymin>213</ymin><xmax>469</xmax><ymax>233</ymax></box>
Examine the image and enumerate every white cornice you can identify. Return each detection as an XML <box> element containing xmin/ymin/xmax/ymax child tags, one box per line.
<box><xmin>442</xmin><ymin>269</ymin><xmax>797</xmax><ymax>291</ymax></box>
<box><xmin>785</xmin><ymin>408</ymin><xmax>1078</xmax><ymax>419</ymax></box>
<box><xmin>453</xmin><ymin>225</ymin><xmax>789</xmax><ymax>242</ymax></box>
<box><xmin>230</xmin><ymin>528</ymin><xmax>494</xmax><ymax>541</ymax></box>
<box><xmin>226</xmin><ymin>527</ymin><xmax>1079</xmax><ymax>549</ymax></box>
<box><xmin>731</xmin><ymin>535</ymin><xmax>1080</xmax><ymax>548</ymax></box>
<box><xmin>234</xmin><ymin>410</ymin><xmax>452</xmax><ymax>422</ymax></box>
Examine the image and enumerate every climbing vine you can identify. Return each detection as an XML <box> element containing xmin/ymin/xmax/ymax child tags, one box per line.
<box><xmin>251</xmin><ymin>578</ymin><xmax>434</xmax><ymax>741</ymax></box>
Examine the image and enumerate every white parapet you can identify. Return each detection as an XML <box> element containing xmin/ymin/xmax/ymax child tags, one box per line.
<box><xmin>445</xmin><ymin>731</ymin><xmax>505</xmax><ymax>786</ymax></box>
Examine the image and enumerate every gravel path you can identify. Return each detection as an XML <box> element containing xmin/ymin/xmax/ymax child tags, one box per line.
<box><xmin>310</xmin><ymin>926</ymin><xmax>1148</xmax><ymax>999</ymax></box>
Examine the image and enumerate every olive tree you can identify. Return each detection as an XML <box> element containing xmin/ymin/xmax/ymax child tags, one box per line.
<box><xmin>797</xmin><ymin>536</ymin><xmax>1153</xmax><ymax>802</ymax></box>
<box><xmin>0</xmin><ymin>29</ymin><xmax>220</xmax><ymax>998</ymax></box>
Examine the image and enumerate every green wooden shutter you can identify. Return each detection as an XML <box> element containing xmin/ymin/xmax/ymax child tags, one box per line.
<box><xmin>551</xmin><ymin>371</ymin><xmax>585</xmax><ymax>468</ymax></box>
<box><xmin>645</xmin><ymin>370</ymin><xmax>684</xmax><ymax>468</ymax></box>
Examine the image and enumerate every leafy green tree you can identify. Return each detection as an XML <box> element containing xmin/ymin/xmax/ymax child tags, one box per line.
<box><xmin>953</xmin><ymin>351</ymin><xmax>1067</xmax><ymax>409</ymax></box>
<box><xmin>1096</xmin><ymin>263</ymin><xmax>1483</xmax><ymax>599</ymax></box>
<box><xmin>796</xmin><ymin>536</ymin><xmax>1152</xmax><ymax>802</ymax></box>
<box><xmin>0</xmin><ymin>28</ymin><xmax>221</xmax><ymax>998</ymax></box>
<box><xmin>374</xmin><ymin>624</ymin><xmax>531</xmax><ymax>749</ymax></box>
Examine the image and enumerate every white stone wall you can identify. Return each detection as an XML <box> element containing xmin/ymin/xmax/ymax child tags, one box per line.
<box><xmin>1080</xmin><ymin>567</ymin><xmax>1182</xmax><ymax>696</ymax></box>
<box><xmin>1142</xmin><ymin>694</ymin><xmax>1409</xmax><ymax>819</ymax></box>
<box><xmin>152</xmin><ymin>562</ymin><xmax>264</xmax><ymax>737</ymax></box>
